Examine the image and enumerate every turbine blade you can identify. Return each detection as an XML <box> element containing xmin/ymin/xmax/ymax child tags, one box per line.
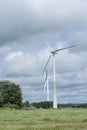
<box><xmin>52</xmin><ymin>45</ymin><xmax>76</xmax><ymax>53</ymax></box>
<box><xmin>45</xmin><ymin>69</ymin><xmax>48</xmax><ymax>82</ymax></box>
<box><xmin>42</xmin><ymin>54</ymin><xmax>52</xmax><ymax>74</ymax></box>
<box><xmin>45</xmin><ymin>42</ymin><xmax>54</xmax><ymax>52</ymax></box>
<box><xmin>44</xmin><ymin>70</ymin><xmax>48</xmax><ymax>94</ymax></box>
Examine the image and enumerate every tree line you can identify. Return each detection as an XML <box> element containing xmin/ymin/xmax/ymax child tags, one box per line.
<box><xmin>1</xmin><ymin>80</ymin><xmax>87</xmax><ymax>109</ymax></box>
<box><xmin>32</xmin><ymin>102</ymin><xmax>87</xmax><ymax>109</ymax></box>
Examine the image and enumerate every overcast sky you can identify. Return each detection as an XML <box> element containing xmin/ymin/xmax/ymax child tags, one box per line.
<box><xmin>0</xmin><ymin>0</ymin><xmax>87</xmax><ymax>103</ymax></box>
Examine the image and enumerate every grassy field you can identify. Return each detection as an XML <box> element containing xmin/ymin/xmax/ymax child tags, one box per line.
<box><xmin>0</xmin><ymin>108</ymin><xmax>87</xmax><ymax>130</ymax></box>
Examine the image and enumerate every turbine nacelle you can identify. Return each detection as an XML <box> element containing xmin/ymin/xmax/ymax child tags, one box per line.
<box><xmin>51</xmin><ymin>51</ymin><xmax>58</xmax><ymax>55</ymax></box>
<box><xmin>44</xmin><ymin>69</ymin><xmax>50</xmax><ymax>101</ymax></box>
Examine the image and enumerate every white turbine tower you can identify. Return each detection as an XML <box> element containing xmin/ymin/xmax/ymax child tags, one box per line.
<box><xmin>43</xmin><ymin>43</ymin><xmax>76</xmax><ymax>109</ymax></box>
<box><xmin>44</xmin><ymin>69</ymin><xmax>50</xmax><ymax>101</ymax></box>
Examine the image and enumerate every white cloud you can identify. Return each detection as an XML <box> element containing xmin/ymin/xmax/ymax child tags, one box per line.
<box><xmin>6</xmin><ymin>51</ymin><xmax>24</xmax><ymax>62</ymax></box>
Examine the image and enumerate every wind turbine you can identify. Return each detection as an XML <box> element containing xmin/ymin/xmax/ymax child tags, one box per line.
<box><xmin>43</xmin><ymin>43</ymin><xmax>76</xmax><ymax>108</ymax></box>
<box><xmin>44</xmin><ymin>69</ymin><xmax>50</xmax><ymax>101</ymax></box>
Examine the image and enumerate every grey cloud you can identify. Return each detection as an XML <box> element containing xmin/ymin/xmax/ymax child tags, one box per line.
<box><xmin>0</xmin><ymin>0</ymin><xmax>87</xmax><ymax>45</ymax></box>
<box><xmin>58</xmin><ymin>84</ymin><xmax>87</xmax><ymax>103</ymax></box>
<box><xmin>68</xmin><ymin>32</ymin><xmax>87</xmax><ymax>52</ymax></box>
<box><xmin>0</xmin><ymin>0</ymin><xmax>87</xmax><ymax>103</ymax></box>
<box><xmin>0</xmin><ymin>0</ymin><xmax>27</xmax><ymax>45</ymax></box>
<box><xmin>29</xmin><ymin>0</ymin><xmax>87</xmax><ymax>31</ymax></box>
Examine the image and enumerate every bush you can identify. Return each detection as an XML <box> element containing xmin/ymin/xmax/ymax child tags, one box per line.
<box><xmin>3</xmin><ymin>103</ymin><xmax>20</xmax><ymax>109</ymax></box>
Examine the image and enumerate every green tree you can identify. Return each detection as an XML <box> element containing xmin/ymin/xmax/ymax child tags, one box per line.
<box><xmin>0</xmin><ymin>80</ymin><xmax>22</xmax><ymax>107</ymax></box>
<box><xmin>32</xmin><ymin>101</ymin><xmax>53</xmax><ymax>108</ymax></box>
<box><xmin>23</xmin><ymin>100</ymin><xmax>30</xmax><ymax>107</ymax></box>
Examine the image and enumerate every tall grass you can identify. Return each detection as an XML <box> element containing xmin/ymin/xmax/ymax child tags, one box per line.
<box><xmin>0</xmin><ymin>108</ymin><xmax>87</xmax><ymax>130</ymax></box>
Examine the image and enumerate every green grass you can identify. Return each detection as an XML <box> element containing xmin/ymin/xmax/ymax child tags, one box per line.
<box><xmin>0</xmin><ymin>108</ymin><xmax>87</xmax><ymax>130</ymax></box>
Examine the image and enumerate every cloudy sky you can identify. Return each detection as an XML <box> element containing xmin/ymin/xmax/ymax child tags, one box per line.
<box><xmin>0</xmin><ymin>0</ymin><xmax>87</xmax><ymax>104</ymax></box>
